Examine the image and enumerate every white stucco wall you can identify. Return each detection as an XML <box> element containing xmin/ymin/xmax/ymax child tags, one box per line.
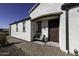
<box><xmin>69</xmin><ymin>7</ymin><xmax>79</xmax><ymax>54</ymax></box>
<box><xmin>11</xmin><ymin>20</ymin><xmax>31</xmax><ymax>41</ymax></box>
<box><xmin>31</xmin><ymin>21</ymin><xmax>38</xmax><ymax>40</ymax></box>
<box><xmin>59</xmin><ymin>11</ymin><xmax>66</xmax><ymax>52</ymax></box>
<box><xmin>30</xmin><ymin>3</ymin><xmax>63</xmax><ymax>19</ymax></box>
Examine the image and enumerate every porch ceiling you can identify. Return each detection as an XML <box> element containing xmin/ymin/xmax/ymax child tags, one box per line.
<box><xmin>31</xmin><ymin>12</ymin><xmax>63</xmax><ymax>21</ymax></box>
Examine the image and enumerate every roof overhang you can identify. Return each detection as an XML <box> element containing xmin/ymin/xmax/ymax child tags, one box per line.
<box><xmin>31</xmin><ymin>12</ymin><xmax>63</xmax><ymax>21</ymax></box>
<box><xmin>29</xmin><ymin>3</ymin><xmax>40</xmax><ymax>14</ymax></box>
<box><xmin>61</xmin><ymin>3</ymin><xmax>79</xmax><ymax>10</ymax></box>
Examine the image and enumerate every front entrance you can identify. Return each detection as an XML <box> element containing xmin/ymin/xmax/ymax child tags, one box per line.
<box><xmin>48</xmin><ymin>19</ymin><xmax>59</xmax><ymax>43</ymax></box>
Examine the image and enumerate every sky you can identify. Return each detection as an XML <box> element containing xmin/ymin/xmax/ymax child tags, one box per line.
<box><xmin>0</xmin><ymin>3</ymin><xmax>35</xmax><ymax>29</ymax></box>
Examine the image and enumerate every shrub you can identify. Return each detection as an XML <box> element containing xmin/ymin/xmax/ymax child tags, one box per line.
<box><xmin>0</xmin><ymin>32</ymin><xmax>7</xmax><ymax>46</ymax></box>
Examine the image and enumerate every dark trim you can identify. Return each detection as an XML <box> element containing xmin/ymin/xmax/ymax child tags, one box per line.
<box><xmin>10</xmin><ymin>16</ymin><xmax>31</xmax><ymax>25</ymax></box>
<box><xmin>61</xmin><ymin>3</ymin><xmax>79</xmax><ymax>10</ymax></box>
<box><xmin>31</xmin><ymin>12</ymin><xmax>63</xmax><ymax>21</ymax></box>
<box><xmin>66</xmin><ymin>9</ymin><xmax>69</xmax><ymax>53</ymax></box>
<box><xmin>29</xmin><ymin>3</ymin><xmax>40</xmax><ymax>14</ymax></box>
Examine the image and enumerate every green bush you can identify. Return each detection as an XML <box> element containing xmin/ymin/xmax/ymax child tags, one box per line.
<box><xmin>0</xmin><ymin>32</ymin><xmax>7</xmax><ymax>46</ymax></box>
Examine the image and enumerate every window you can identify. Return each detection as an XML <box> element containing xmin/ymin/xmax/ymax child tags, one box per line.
<box><xmin>16</xmin><ymin>23</ymin><xmax>18</xmax><ymax>32</ymax></box>
<box><xmin>23</xmin><ymin>21</ymin><xmax>26</xmax><ymax>32</ymax></box>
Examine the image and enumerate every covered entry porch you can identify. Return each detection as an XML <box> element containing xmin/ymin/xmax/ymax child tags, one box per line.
<box><xmin>31</xmin><ymin>12</ymin><xmax>62</xmax><ymax>47</ymax></box>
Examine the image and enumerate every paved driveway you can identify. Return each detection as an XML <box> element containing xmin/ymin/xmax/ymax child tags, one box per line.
<box><xmin>5</xmin><ymin>36</ymin><xmax>73</xmax><ymax>56</ymax></box>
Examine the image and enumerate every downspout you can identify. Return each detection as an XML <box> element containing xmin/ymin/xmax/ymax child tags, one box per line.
<box><xmin>66</xmin><ymin>9</ymin><xmax>69</xmax><ymax>53</ymax></box>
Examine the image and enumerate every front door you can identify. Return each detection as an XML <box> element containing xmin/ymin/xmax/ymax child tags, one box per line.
<box><xmin>48</xmin><ymin>19</ymin><xmax>59</xmax><ymax>43</ymax></box>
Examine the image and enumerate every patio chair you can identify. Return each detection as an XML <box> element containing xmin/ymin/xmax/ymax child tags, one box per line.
<box><xmin>33</xmin><ymin>34</ymin><xmax>45</xmax><ymax>42</ymax></box>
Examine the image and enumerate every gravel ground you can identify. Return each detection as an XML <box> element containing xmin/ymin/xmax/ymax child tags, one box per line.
<box><xmin>0</xmin><ymin>36</ymin><xmax>74</xmax><ymax>56</ymax></box>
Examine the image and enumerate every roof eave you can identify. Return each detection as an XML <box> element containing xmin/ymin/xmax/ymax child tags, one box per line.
<box><xmin>31</xmin><ymin>12</ymin><xmax>63</xmax><ymax>21</ymax></box>
<box><xmin>61</xmin><ymin>3</ymin><xmax>79</xmax><ymax>10</ymax></box>
<box><xmin>29</xmin><ymin>3</ymin><xmax>40</xmax><ymax>14</ymax></box>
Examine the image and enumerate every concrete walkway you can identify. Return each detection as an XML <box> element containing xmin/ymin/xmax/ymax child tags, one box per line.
<box><xmin>6</xmin><ymin>36</ymin><xmax>73</xmax><ymax>56</ymax></box>
<box><xmin>33</xmin><ymin>41</ymin><xmax>59</xmax><ymax>47</ymax></box>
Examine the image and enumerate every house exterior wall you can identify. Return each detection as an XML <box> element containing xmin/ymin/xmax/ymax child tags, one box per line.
<box><xmin>10</xmin><ymin>3</ymin><xmax>71</xmax><ymax>54</ymax></box>
<box><xmin>11</xmin><ymin>20</ymin><xmax>31</xmax><ymax>41</ymax></box>
<box><xmin>30</xmin><ymin>3</ymin><xmax>67</xmax><ymax>52</ymax></box>
<box><xmin>10</xmin><ymin>3</ymin><xmax>79</xmax><ymax>54</ymax></box>
<box><xmin>31</xmin><ymin>21</ymin><xmax>38</xmax><ymax>40</ymax></box>
<box><xmin>30</xmin><ymin>3</ymin><xmax>63</xmax><ymax>40</ymax></box>
<box><xmin>68</xmin><ymin>7</ymin><xmax>79</xmax><ymax>54</ymax></box>
<box><xmin>59</xmin><ymin>11</ymin><xmax>67</xmax><ymax>52</ymax></box>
